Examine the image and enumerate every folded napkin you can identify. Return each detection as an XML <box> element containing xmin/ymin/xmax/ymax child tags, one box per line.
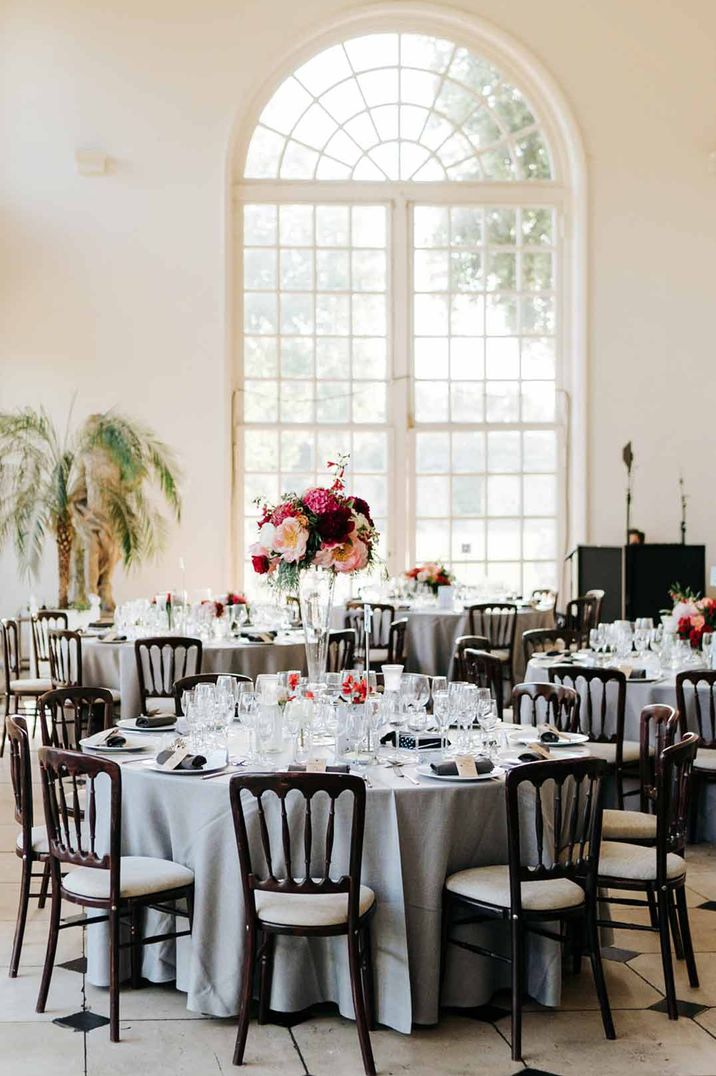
<box><xmin>95</xmin><ymin>731</ymin><xmax>127</xmax><ymax>748</ymax></box>
<box><xmin>518</xmin><ymin>744</ymin><xmax>552</xmax><ymax>762</ymax></box>
<box><xmin>156</xmin><ymin>749</ymin><xmax>207</xmax><ymax>770</ymax></box>
<box><xmin>99</xmin><ymin>632</ymin><xmax>127</xmax><ymax>643</ymax></box>
<box><xmin>287</xmin><ymin>763</ymin><xmax>350</xmax><ymax>773</ymax></box>
<box><xmin>137</xmin><ymin>714</ymin><xmax>176</xmax><ymax>728</ymax></box>
<box><xmin>430</xmin><ymin>756</ymin><xmax>493</xmax><ymax>776</ymax></box>
<box><xmin>244</xmin><ymin>631</ymin><xmax>277</xmax><ymax>643</ymax></box>
<box><xmin>538</xmin><ymin>723</ymin><xmax>570</xmax><ymax>744</ymax></box>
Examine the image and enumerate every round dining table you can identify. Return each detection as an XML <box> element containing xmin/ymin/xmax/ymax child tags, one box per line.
<box><xmin>82</xmin><ymin>635</ymin><xmax>307</xmax><ymax>718</ymax></box>
<box><xmin>86</xmin><ymin>731</ymin><xmax>568</xmax><ymax>1033</ymax></box>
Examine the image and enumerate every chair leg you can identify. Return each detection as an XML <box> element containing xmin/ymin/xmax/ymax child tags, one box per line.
<box><xmin>657</xmin><ymin>888</ymin><xmax>678</xmax><ymax>1019</ymax></box>
<box><xmin>688</xmin><ymin>775</ymin><xmax>702</xmax><ymax>843</ymax></box>
<box><xmin>347</xmin><ymin>928</ymin><xmax>376</xmax><ymax>1076</ymax></box>
<box><xmin>585</xmin><ymin>909</ymin><xmax>616</xmax><ymax>1040</ymax></box>
<box><xmin>439</xmin><ymin>892</ymin><xmax>452</xmax><ymax>998</ymax></box>
<box><xmin>10</xmin><ymin>857</ymin><xmax>32</xmax><ymax>977</ymax></box>
<box><xmin>36</xmin><ymin>865</ymin><xmax>62</xmax><ymax>1012</ymax></box>
<box><xmin>510</xmin><ymin>917</ymin><xmax>524</xmax><ymax>1063</ymax></box>
<box><xmin>359</xmin><ymin>924</ymin><xmax>376</xmax><ymax>1031</ymax></box>
<box><xmin>233</xmin><ymin>925</ymin><xmax>256</xmax><ymax>1066</ymax></box>
<box><xmin>32</xmin><ymin>699</ymin><xmax>39</xmax><ymax>739</ymax></box>
<box><xmin>0</xmin><ymin>709</ymin><xmax>7</xmax><ymax>757</ymax></box>
<box><xmin>675</xmin><ymin>887</ymin><xmax>699</xmax><ymax>988</ymax></box>
<box><xmin>667</xmin><ymin>891</ymin><xmax>684</xmax><ymax>960</ymax></box>
<box><xmin>646</xmin><ymin>888</ymin><xmax>659</xmax><ymax>928</ymax></box>
<box><xmin>129</xmin><ymin>905</ymin><xmax>142</xmax><ymax>988</ymax></box>
<box><xmin>37</xmin><ymin>861</ymin><xmax>51</xmax><ymax>911</ymax></box>
<box><xmin>109</xmin><ymin>907</ymin><xmax>121</xmax><ymax>1042</ymax></box>
<box><xmin>257</xmin><ymin>931</ymin><xmax>275</xmax><ymax>1025</ymax></box>
<box><xmin>567</xmin><ymin>917</ymin><xmax>583</xmax><ymax>974</ymax></box>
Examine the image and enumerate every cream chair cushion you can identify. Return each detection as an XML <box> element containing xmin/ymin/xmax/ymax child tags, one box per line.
<box><xmin>585</xmin><ymin>740</ymin><xmax>640</xmax><ymax>764</ymax></box>
<box><xmin>63</xmin><ymin>856</ymin><xmax>193</xmax><ymax>900</ymax></box>
<box><xmin>254</xmin><ymin>885</ymin><xmax>375</xmax><ymax>927</ymax></box>
<box><xmin>10</xmin><ymin>678</ymin><xmax>52</xmax><ymax>695</ymax></box>
<box><xmin>694</xmin><ymin>748</ymin><xmax>716</xmax><ymax>771</ymax></box>
<box><xmin>446</xmin><ymin>864</ymin><xmax>585</xmax><ymax>911</ymax></box>
<box><xmin>16</xmin><ymin>826</ymin><xmax>49</xmax><ymax>855</ymax></box>
<box><xmin>602</xmin><ymin>809</ymin><xmax>657</xmax><ymax>841</ymax></box>
<box><xmin>599</xmin><ymin>841</ymin><xmax>686</xmax><ymax>882</ymax></box>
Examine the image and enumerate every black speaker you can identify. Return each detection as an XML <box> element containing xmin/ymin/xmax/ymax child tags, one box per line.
<box><xmin>574</xmin><ymin>545</ymin><xmax>622</xmax><ymax>622</ymax></box>
<box><xmin>624</xmin><ymin>544</ymin><xmax>705</xmax><ymax>621</ymax></box>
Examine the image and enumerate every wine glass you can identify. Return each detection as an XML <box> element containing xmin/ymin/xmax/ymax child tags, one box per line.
<box><xmin>432</xmin><ymin>690</ymin><xmax>451</xmax><ymax>757</ymax></box>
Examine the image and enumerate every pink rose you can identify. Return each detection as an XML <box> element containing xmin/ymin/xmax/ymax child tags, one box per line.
<box><xmin>333</xmin><ymin>538</ymin><xmax>369</xmax><ymax>573</ymax></box>
<box><xmin>314</xmin><ymin>544</ymin><xmax>337</xmax><ymax>568</ymax></box>
<box><xmin>273</xmin><ymin>517</ymin><xmax>308</xmax><ymax>563</ymax></box>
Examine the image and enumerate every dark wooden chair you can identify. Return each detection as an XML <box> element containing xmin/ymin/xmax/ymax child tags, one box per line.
<box><xmin>547</xmin><ymin>666</ymin><xmax>635</xmax><ymax>808</ymax></box>
<box><xmin>531</xmin><ymin>587</ymin><xmax>558</xmax><ymax>609</ymax></box>
<box><xmin>597</xmin><ymin>734</ymin><xmax>699</xmax><ymax>1020</ymax></box>
<box><xmin>174</xmin><ymin>671</ymin><xmax>252</xmax><ymax>715</ymax></box>
<box><xmin>326</xmin><ymin>629</ymin><xmax>356</xmax><ymax>673</ymax></box>
<box><xmin>386</xmin><ymin>618</ymin><xmax>408</xmax><ymax>664</ymax></box>
<box><xmin>1</xmin><ymin>618</ymin><xmax>53</xmax><ymax>755</ymax></box>
<box><xmin>38</xmin><ymin>686</ymin><xmax>114</xmax><ymax>749</ymax></box>
<box><xmin>6</xmin><ymin>715</ymin><xmax>51</xmax><ymax>977</ymax></box>
<box><xmin>452</xmin><ymin>634</ymin><xmax>490</xmax><ymax>681</ymax></box>
<box><xmin>466</xmin><ymin>603</ymin><xmax>517</xmax><ymax>690</ymax></box>
<box><xmin>442</xmin><ymin>757</ymin><xmax>614</xmax><ymax>1062</ymax></box>
<box><xmin>522</xmin><ymin>627</ymin><xmax>579</xmax><ymax>668</ymax></box>
<box><xmin>229</xmin><ymin>772</ymin><xmax>376</xmax><ymax>1074</ymax></box>
<box><xmin>463</xmin><ymin>649</ymin><xmax>505</xmax><ymax>719</ymax></box>
<box><xmin>559</xmin><ymin>595</ymin><xmax>600</xmax><ymax>646</ymax></box>
<box><xmin>345</xmin><ymin>602</ymin><xmax>394</xmax><ymax>669</ymax></box>
<box><xmin>585</xmin><ymin>589</ymin><xmax>605</xmax><ymax>625</ymax></box>
<box><xmin>36</xmin><ymin>747</ymin><xmax>195</xmax><ymax>1041</ymax></box>
<box><xmin>675</xmin><ymin>670</ymin><xmax>716</xmax><ymax>839</ymax></box>
<box><xmin>32</xmin><ymin>610</ymin><xmax>69</xmax><ymax>677</ymax></box>
<box><xmin>134</xmin><ymin>636</ymin><xmax>202</xmax><ymax>714</ymax></box>
<box><xmin>48</xmin><ymin>628</ymin><xmax>83</xmax><ymax>688</ymax></box>
<box><xmin>511</xmin><ymin>681</ymin><xmax>579</xmax><ymax>731</ymax></box>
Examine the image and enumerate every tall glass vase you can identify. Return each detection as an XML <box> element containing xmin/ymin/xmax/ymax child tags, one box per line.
<box><xmin>298</xmin><ymin>567</ymin><xmax>335</xmax><ymax>684</ymax></box>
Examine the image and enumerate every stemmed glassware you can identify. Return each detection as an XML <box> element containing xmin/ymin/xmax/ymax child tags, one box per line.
<box><xmin>433</xmin><ymin>689</ymin><xmax>450</xmax><ymax>757</ymax></box>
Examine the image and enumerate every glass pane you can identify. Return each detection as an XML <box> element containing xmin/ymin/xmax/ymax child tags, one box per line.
<box><xmin>487</xmin><ymin>475</ymin><xmax>521</xmax><ymax>516</ymax></box>
<box><xmin>416</xmin><ymin>432</ymin><xmax>450</xmax><ymax>473</ymax></box>
<box><xmin>453</xmin><ymin>475</ymin><xmax>484</xmax><ymax>516</ymax></box>
<box><xmin>487</xmin><ymin>519</ymin><xmax>520</xmax><ymax>559</ymax></box>
<box><xmin>417</xmin><ymin>476</ymin><xmax>450</xmax><ymax>517</ymax></box>
<box><xmin>415</xmin><ymin>380</ymin><xmax>448</xmax><ymax>422</ymax></box>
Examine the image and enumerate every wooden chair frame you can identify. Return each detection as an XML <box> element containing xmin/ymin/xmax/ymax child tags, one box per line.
<box><xmin>386</xmin><ymin>618</ymin><xmax>408</xmax><ymax>665</ymax></box>
<box><xmin>466</xmin><ymin>604</ymin><xmax>517</xmax><ymax>690</ymax></box>
<box><xmin>511</xmin><ymin>681</ymin><xmax>579</xmax><ymax>732</ymax></box>
<box><xmin>522</xmin><ymin>627</ymin><xmax>578</xmax><ymax>668</ymax></box>
<box><xmin>463</xmin><ymin>648</ymin><xmax>505</xmax><ymax>718</ymax></box>
<box><xmin>326</xmin><ymin>629</ymin><xmax>357</xmax><ymax>673</ymax></box>
<box><xmin>675</xmin><ymin>669</ymin><xmax>716</xmax><ymax>840</ymax></box>
<box><xmin>452</xmin><ymin>634</ymin><xmax>489</xmax><ymax>681</ymax></box>
<box><xmin>38</xmin><ymin>686</ymin><xmax>114</xmax><ymax>749</ymax></box>
<box><xmin>48</xmin><ymin>628</ymin><xmax>83</xmax><ymax>688</ymax></box>
<box><xmin>174</xmin><ymin>671</ymin><xmax>252</xmax><ymax>715</ymax></box>
<box><xmin>1</xmin><ymin>618</ymin><xmax>50</xmax><ymax>755</ymax></box>
<box><xmin>134</xmin><ymin>636</ymin><xmax>203</xmax><ymax>714</ymax></box>
<box><xmin>32</xmin><ymin>611</ymin><xmax>69</xmax><ymax>676</ymax></box>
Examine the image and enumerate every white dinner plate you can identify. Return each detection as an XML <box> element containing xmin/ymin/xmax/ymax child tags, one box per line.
<box><xmin>512</xmin><ymin>731</ymin><xmax>589</xmax><ymax>747</ymax></box>
<box><xmin>501</xmin><ymin>747</ymin><xmax>590</xmax><ymax>765</ymax></box>
<box><xmin>117</xmin><ymin>717</ymin><xmax>177</xmax><ymax>733</ymax></box>
<box><xmin>146</xmin><ymin>760</ymin><xmax>227</xmax><ymax>776</ymax></box>
<box><xmin>80</xmin><ymin>733</ymin><xmax>147</xmax><ymax>753</ymax></box>
<box><xmin>416</xmin><ymin>764</ymin><xmax>505</xmax><ymax>783</ymax></box>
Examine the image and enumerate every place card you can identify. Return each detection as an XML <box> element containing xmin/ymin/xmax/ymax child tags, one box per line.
<box><xmin>455</xmin><ymin>755</ymin><xmax>478</xmax><ymax>778</ymax></box>
<box><xmin>305</xmin><ymin>757</ymin><xmax>327</xmax><ymax>773</ymax></box>
<box><xmin>158</xmin><ymin>746</ymin><xmax>192</xmax><ymax>771</ymax></box>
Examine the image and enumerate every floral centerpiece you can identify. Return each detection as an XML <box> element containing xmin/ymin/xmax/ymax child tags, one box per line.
<box><xmin>341</xmin><ymin>673</ymin><xmax>369</xmax><ymax>704</ymax></box>
<box><xmin>670</xmin><ymin>584</ymin><xmax>716</xmax><ymax>649</ymax></box>
<box><xmin>250</xmin><ymin>456</ymin><xmax>380</xmax><ymax>681</ymax></box>
<box><xmin>404</xmin><ymin>561</ymin><xmax>455</xmax><ymax>596</ymax></box>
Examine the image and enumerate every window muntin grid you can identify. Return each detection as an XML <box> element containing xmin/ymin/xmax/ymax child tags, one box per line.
<box><xmin>244</xmin><ymin>33</ymin><xmax>552</xmax><ymax>182</ymax></box>
<box><xmin>412</xmin><ymin>203</ymin><xmax>559</xmax><ymax>594</ymax></box>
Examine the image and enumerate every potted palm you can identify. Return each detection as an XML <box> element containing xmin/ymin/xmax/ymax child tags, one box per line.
<box><xmin>0</xmin><ymin>406</ymin><xmax>181</xmax><ymax>611</ymax></box>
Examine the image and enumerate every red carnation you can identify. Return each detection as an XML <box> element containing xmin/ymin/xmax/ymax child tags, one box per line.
<box><xmin>350</xmin><ymin>496</ymin><xmax>373</xmax><ymax>525</ymax></box>
<box><xmin>270</xmin><ymin>502</ymin><xmax>298</xmax><ymax>526</ymax></box>
<box><xmin>252</xmin><ymin>554</ymin><xmax>270</xmax><ymax>575</ymax></box>
<box><xmin>317</xmin><ymin>506</ymin><xmax>353</xmax><ymax>543</ymax></box>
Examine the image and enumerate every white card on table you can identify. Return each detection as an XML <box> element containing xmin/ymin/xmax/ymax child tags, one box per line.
<box><xmin>455</xmin><ymin>755</ymin><xmax>478</xmax><ymax>778</ymax></box>
<box><xmin>159</xmin><ymin>746</ymin><xmax>191</xmax><ymax>770</ymax></box>
<box><xmin>306</xmin><ymin>758</ymin><xmax>327</xmax><ymax>773</ymax></box>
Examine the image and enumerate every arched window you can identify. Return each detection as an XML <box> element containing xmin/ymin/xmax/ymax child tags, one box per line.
<box><xmin>235</xmin><ymin>23</ymin><xmax>583</xmax><ymax>597</ymax></box>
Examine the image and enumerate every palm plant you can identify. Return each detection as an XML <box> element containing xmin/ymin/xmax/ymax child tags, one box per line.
<box><xmin>0</xmin><ymin>406</ymin><xmax>181</xmax><ymax>609</ymax></box>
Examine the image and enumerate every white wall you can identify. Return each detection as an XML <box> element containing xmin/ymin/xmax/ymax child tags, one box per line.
<box><xmin>2</xmin><ymin>0</ymin><xmax>715</xmax><ymax>614</ymax></box>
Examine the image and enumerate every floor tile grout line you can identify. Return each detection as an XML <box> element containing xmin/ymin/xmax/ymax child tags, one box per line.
<box><xmin>288</xmin><ymin>1026</ymin><xmax>311</xmax><ymax>1074</ymax></box>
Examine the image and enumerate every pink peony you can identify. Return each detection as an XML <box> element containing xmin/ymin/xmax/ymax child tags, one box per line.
<box><xmin>332</xmin><ymin>538</ymin><xmax>369</xmax><ymax>573</ymax></box>
<box><xmin>273</xmin><ymin>517</ymin><xmax>309</xmax><ymax>563</ymax></box>
<box><xmin>314</xmin><ymin>543</ymin><xmax>337</xmax><ymax>568</ymax></box>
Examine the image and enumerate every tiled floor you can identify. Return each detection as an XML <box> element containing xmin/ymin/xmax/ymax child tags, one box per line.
<box><xmin>3</xmin><ymin>744</ymin><xmax>716</xmax><ymax>1076</ymax></box>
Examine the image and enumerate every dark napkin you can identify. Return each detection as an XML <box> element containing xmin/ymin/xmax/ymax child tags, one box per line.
<box><xmin>518</xmin><ymin>744</ymin><xmax>552</xmax><ymax>762</ymax></box>
<box><xmin>430</xmin><ymin>756</ymin><xmax>493</xmax><ymax>776</ymax></box>
<box><xmin>287</xmin><ymin>763</ymin><xmax>350</xmax><ymax>773</ymax></box>
<box><xmin>156</xmin><ymin>748</ymin><xmax>207</xmax><ymax>771</ymax></box>
<box><xmin>136</xmin><ymin>714</ymin><xmax>177</xmax><ymax>728</ymax></box>
<box><xmin>100</xmin><ymin>732</ymin><xmax>127</xmax><ymax>748</ymax></box>
<box><xmin>628</xmin><ymin>668</ymin><xmax>647</xmax><ymax>680</ymax></box>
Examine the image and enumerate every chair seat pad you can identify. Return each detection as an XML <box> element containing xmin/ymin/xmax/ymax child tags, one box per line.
<box><xmin>584</xmin><ymin>740</ymin><xmax>640</xmax><ymax>764</ymax></box>
<box><xmin>63</xmin><ymin>856</ymin><xmax>194</xmax><ymax>900</ymax></box>
<box><xmin>602</xmin><ymin>809</ymin><xmax>657</xmax><ymax>841</ymax></box>
<box><xmin>254</xmin><ymin>885</ymin><xmax>375</xmax><ymax>927</ymax></box>
<box><xmin>694</xmin><ymin>748</ymin><xmax>716</xmax><ymax>771</ymax></box>
<box><xmin>16</xmin><ymin>825</ymin><xmax>49</xmax><ymax>855</ymax></box>
<box><xmin>599</xmin><ymin>841</ymin><xmax>686</xmax><ymax>882</ymax></box>
<box><xmin>10</xmin><ymin>678</ymin><xmax>53</xmax><ymax>695</ymax></box>
<box><xmin>445</xmin><ymin>864</ymin><xmax>585</xmax><ymax>911</ymax></box>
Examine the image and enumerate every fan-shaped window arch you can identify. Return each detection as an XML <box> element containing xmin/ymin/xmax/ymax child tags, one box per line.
<box><xmin>245</xmin><ymin>33</ymin><xmax>552</xmax><ymax>182</ymax></box>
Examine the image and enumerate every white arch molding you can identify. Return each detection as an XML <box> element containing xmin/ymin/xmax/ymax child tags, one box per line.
<box><xmin>227</xmin><ymin>3</ymin><xmax>587</xmax><ymax>592</ymax></box>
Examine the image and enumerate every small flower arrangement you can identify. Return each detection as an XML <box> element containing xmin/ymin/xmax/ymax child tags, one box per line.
<box><xmin>341</xmin><ymin>673</ymin><xmax>369</xmax><ymax>705</ymax></box>
<box><xmin>675</xmin><ymin>595</ymin><xmax>716</xmax><ymax>649</ymax></box>
<box><xmin>404</xmin><ymin>561</ymin><xmax>455</xmax><ymax>595</ymax></box>
<box><xmin>201</xmin><ymin>599</ymin><xmax>225</xmax><ymax>619</ymax></box>
<box><xmin>250</xmin><ymin>456</ymin><xmax>379</xmax><ymax>591</ymax></box>
<box><xmin>225</xmin><ymin>592</ymin><xmax>248</xmax><ymax>606</ymax></box>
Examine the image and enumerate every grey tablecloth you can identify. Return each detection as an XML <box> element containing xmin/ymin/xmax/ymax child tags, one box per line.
<box><xmin>83</xmin><ymin>637</ymin><xmax>307</xmax><ymax>718</ymax></box>
<box><xmin>86</xmin><ymin>738</ymin><xmax>566</xmax><ymax>1032</ymax></box>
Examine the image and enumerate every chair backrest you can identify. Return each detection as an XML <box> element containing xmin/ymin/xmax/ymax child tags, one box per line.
<box><xmin>466</xmin><ymin>604</ymin><xmax>517</xmax><ymax>651</ymax></box>
<box><xmin>326</xmin><ymin>630</ymin><xmax>356</xmax><ymax>673</ymax></box>
<box><xmin>511</xmin><ymin>682</ymin><xmax>579</xmax><ymax>732</ymax></box>
<box><xmin>656</xmin><ymin>733</ymin><xmax>698</xmax><ymax>877</ymax></box>
<box><xmin>638</xmin><ymin>704</ymin><xmax>680</xmax><ymax>813</ymax></box>
<box><xmin>32</xmin><ymin>610</ymin><xmax>69</xmax><ymax>673</ymax></box>
<box><xmin>453</xmin><ymin>635</ymin><xmax>490</xmax><ymax>681</ymax></box>
<box><xmin>463</xmin><ymin>649</ymin><xmax>504</xmax><ymax>718</ymax></box>
<box><xmin>562</xmin><ymin>595</ymin><xmax>599</xmax><ymax>644</ymax></box>
<box><xmin>531</xmin><ymin>588</ymin><xmax>558</xmax><ymax>609</ymax></box>
<box><xmin>285</xmin><ymin>595</ymin><xmax>302</xmax><ymax>626</ymax></box>
<box><xmin>345</xmin><ymin>602</ymin><xmax>394</xmax><ymax>649</ymax></box>
<box><xmin>38</xmin><ymin>746</ymin><xmax>122</xmax><ymax>892</ymax></box>
<box><xmin>173</xmin><ymin>671</ymin><xmax>252</xmax><ymax>715</ymax></box>
<box><xmin>547</xmin><ymin>665</ymin><xmax>626</xmax><ymax>745</ymax></box>
<box><xmin>522</xmin><ymin>627</ymin><xmax>578</xmax><ymax>667</ymax></box>
<box><xmin>135</xmin><ymin>636</ymin><xmax>203</xmax><ymax>711</ymax></box>
<box><xmin>48</xmin><ymin>628</ymin><xmax>83</xmax><ymax>687</ymax></box>
<box><xmin>1</xmin><ymin>618</ymin><xmax>22</xmax><ymax>693</ymax></box>
<box><xmin>505</xmin><ymin>757</ymin><xmax>607</xmax><ymax>913</ymax></box>
<box><xmin>6</xmin><ymin>714</ymin><xmax>33</xmax><ymax>852</ymax></box>
<box><xmin>585</xmin><ymin>589</ymin><xmax>605</xmax><ymax>624</ymax></box>
<box><xmin>229</xmin><ymin>772</ymin><xmax>366</xmax><ymax>927</ymax></box>
<box><xmin>386</xmin><ymin>618</ymin><xmax>408</xmax><ymax>664</ymax></box>
<box><xmin>675</xmin><ymin>669</ymin><xmax>716</xmax><ymax>746</ymax></box>
<box><xmin>38</xmin><ymin>686</ymin><xmax>114</xmax><ymax>749</ymax></box>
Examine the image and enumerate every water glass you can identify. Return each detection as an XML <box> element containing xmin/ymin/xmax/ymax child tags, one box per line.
<box><xmin>432</xmin><ymin>690</ymin><xmax>451</xmax><ymax>757</ymax></box>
